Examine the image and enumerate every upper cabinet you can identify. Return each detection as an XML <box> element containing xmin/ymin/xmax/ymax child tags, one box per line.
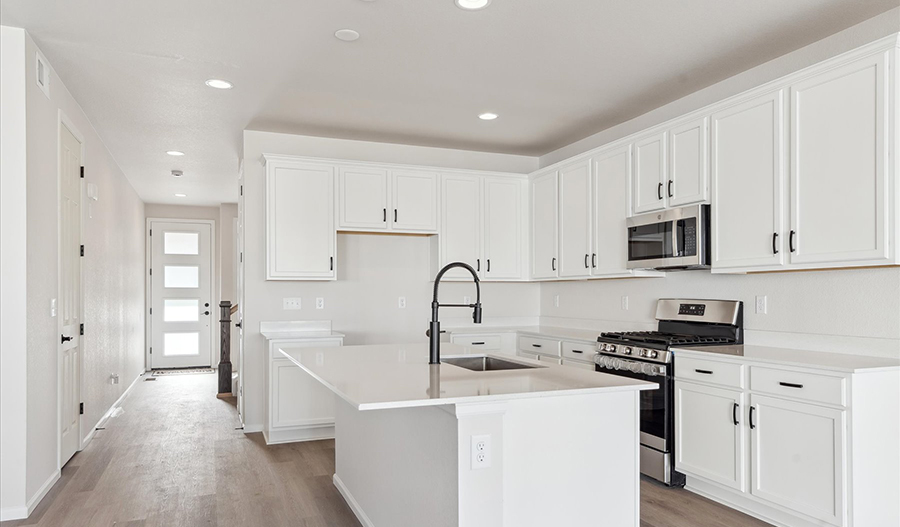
<box><xmin>669</xmin><ymin>117</ymin><xmax>710</xmax><ymax>207</ymax></box>
<box><xmin>593</xmin><ymin>144</ymin><xmax>641</xmax><ymax>277</ymax></box>
<box><xmin>558</xmin><ymin>160</ymin><xmax>593</xmax><ymax>278</ymax></box>
<box><xmin>438</xmin><ymin>174</ymin><xmax>527</xmax><ymax>281</ymax></box>
<box><xmin>264</xmin><ymin>156</ymin><xmax>336</xmax><ymax>281</ymax></box>
<box><xmin>632</xmin><ymin>131</ymin><xmax>668</xmax><ymax>214</ymax></box>
<box><xmin>789</xmin><ymin>52</ymin><xmax>890</xmax><ymax>267</ymax></box>
<box><xmin>338</xmin><ymin>167</ymin><xmax>438</xmax><ymax>234</ymax></box>
<box><xmin>531</xmin><ymin>171</ymin><xmax>559</xmax><ymax>279</ymax></box>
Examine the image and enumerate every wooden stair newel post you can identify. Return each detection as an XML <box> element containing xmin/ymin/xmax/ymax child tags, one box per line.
<box><xmin>217</xmin><ymin>301</ymin><xmax>233</xmax><ymax>396</ymax></box>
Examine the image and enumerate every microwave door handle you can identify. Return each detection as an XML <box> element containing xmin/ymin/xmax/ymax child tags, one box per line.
<box><xmin>671</xmin><ymin>222</ymin><xmax>680</xmax><ymax>257</ymax></box>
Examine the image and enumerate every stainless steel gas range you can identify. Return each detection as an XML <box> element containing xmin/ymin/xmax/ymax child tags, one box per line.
<box><xmin>595</xmin><ymin>298</ymin><xmax>744</xmax><ymax>486</ymax></box>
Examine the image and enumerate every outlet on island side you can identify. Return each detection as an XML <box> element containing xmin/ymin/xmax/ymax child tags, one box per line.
<box><xmin>398</xmin><ymin>297</ymin><xmax>406</xmax><ymax>309</ymax></box>
<box><xmin>471</xmin><ymin>434</ymin><xmax>492</xmax><ymax>470</ymax></box>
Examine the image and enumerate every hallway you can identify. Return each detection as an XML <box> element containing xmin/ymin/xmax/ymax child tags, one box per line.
<box><xmin>1</xmin><ymin>372</ymin><xmax>770</xmax><ymax>527</ymax></box>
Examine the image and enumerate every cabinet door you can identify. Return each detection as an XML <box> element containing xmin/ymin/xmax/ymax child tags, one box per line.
<box><xmin>338</xmin><ymin>166</ymin><xmax>389</xmax><ymax>230</ymax></box>
<box><xmin>711</xmin><ymin>91</ymin><xmax>785</xmax><ymax>270</ymax></box>
<box><xmin>668</xmin><ymin>117</ymin><xmax>709</xmax><ymax>207</ymax></box>
<box><xmin>266</xmin><ymin>160</ymin><xmax>335</xmax><ymax>280</ymax></box>
<box><xmin>483</xmin><ymin>178</ymin><xmax>524</xmax><ymax>280</ymax></box>
<box><xmin>675</xmin><ymin>382</ymin><xmax>745</xmax><ymax>491</ymax></box>
<box><xmin>632</xmin><ymin>131</ymin><xmax>667</xmax><ymax>214</ymax></box>
<box><xmin>558</xmin><ymin>160</ymin><xmax>593</xmax><ymax>278</ymax></box>
<box><xmin>440</xmin><ymin>174</ymin><xmax>482</xmax><ymax>279</ymax></box>
<box><xmin>790</xmin><ymin>52</ymin><xmax>889</xmax><ymax>266</ymax></box>
<box><xmin>592</xmin><ymin>144</ymin><xmax>632</xmax><ymax>276</ymax></box>
<box><xmin>750</xmin><ymin>395</ymin><xmax>845</xmax><ymax>525</ymax></box>
<box><xmin>392</xmin><ymin>170</ymin><xmax>438</xmax><ymax>232</ymax></box>
<box><xmin>531</xmin><ymin>171</ymin><xmax>559</xmax><ymax>279</ymax></box>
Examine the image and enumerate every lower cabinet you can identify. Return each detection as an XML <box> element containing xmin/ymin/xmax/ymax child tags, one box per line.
<box><xmin>266</xmin><ymin>337</ymin><xmax>343</xmax><ymax>444</ymax></box>
<box><xmin>749</xmin><ymin>394</ymin><xmax>844</xmax><ymax>525</ymax></box>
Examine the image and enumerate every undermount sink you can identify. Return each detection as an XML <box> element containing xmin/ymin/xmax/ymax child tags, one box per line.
<box><xmin>442</xmin><ymin>355</ymin><xmax>542</xmax><ymax>372</ymax></box>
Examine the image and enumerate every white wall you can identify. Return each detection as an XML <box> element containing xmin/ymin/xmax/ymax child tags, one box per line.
<box><xmin>240</xmin><ymin>130</ymin><xmax>541</xmax><ymax>431</ymax></box>
<box><xmin>540</xmin><ymin>7</ymin><xmax>900</xmax><ymax>167</ymax></box>
<box><xmin>0</xmin><ymin>27</ymin><xmax>146</xmax><ymax>519</ymax></box>
<box><xmin>0</xmin><ymin>25</ymin><xmax>29</xmax><ymax>518</ymax></box>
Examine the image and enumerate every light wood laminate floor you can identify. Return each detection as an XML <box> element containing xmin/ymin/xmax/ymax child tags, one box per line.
<box><xmin>2</xmin><ymin>373</ymin><xmax>771</xmax><ymax>527</ymax></box>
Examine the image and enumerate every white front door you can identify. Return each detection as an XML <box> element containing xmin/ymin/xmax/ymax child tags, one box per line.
<box><xmin>59</xmin><ymin>123</ymin><xmax>83</xmax><ymax>465</ymax></box>
<box><xmin>150</xmin><ymin>221</ymin><xmax>213</xmax><ymax>369</ymax></box>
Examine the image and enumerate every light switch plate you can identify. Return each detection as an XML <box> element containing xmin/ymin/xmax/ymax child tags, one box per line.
<box><xmin>283</xmin><ymin>298</ymin><xmax>301</xmax><ymax>310</ymax></box>
<box><xmin>621</xmin><ymin>296</ymin><xmax>629</xmax><ymax>310</ymax></box>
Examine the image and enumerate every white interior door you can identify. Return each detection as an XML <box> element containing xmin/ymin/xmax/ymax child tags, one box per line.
<box><xmin>236</xmin><ymin>176</ymin><xmax>245</xmax><ymax>422</ymax></box>
<box><xmin>59</xmin><ymin>122</ymin><xmax>83</xmax><ymax>466</ymax></box>
<box><xmin>150</xmin><ymin>221</ymin><xmax>213</xmax><ymax>369</ymax></box>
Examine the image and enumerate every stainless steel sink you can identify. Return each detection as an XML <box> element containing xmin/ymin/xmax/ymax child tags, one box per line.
<box><xmin>442</xmin><ymin>355</ymin><xmax>542</xmax><ymax>372</ymax></box>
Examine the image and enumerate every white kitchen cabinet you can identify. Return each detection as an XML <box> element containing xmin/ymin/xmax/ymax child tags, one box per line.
<box><xmin>483</xmin><ymin>177</ymin><xmax>525</xmax><ymax>280</ymax></box>
<box><xmin>675</xmin><ymin>381</ymin><xmax>745</xmax><ymax>491</ymax></box>
<box><xmin>749</xmin><ymin>394</ymin><xmax>844</xmax><ymax>525</ymax></box>
<box><xmin>561</xmin><ymin>359</ymin><xmax>594</xmax><ymax>371</ymax></box>
<box><xmin>789</xmin><ymin>51</ymin><xmax>890</xmax><ymax>266</ymax></box>
<box><xmin>266</xmin><ymin>336</ymin><xmax>343</xmax><ymax>444</ymax></box>
<box><xmin>711</xmin><ymin>91</ymin><xmax>786</xmax><ymax>271</ymax></box>
<box><xmin>440</xmin><ymin>174</ymin><xmax>482</xmax><ymax>279</ymax></box>
<box><xmin>592</xmin><ymin>144</ymin><xmax>634</xmax><ymax>276</ymax></box>
<box><xmin>632</xmin><ymin>131</ymin><xmax>668</xmax><ymax>214</ymax></box>
<box><xmin>531</xmin><ymin>171</ymin><xmax>559</xmax><ymax>279</ymax></box>
<box><xmin>337</xmin><ymin>166</ymin><xmax>389</xmax><ymax>230</ymax></box>
<box><xmin>392</xmin><ymin>169</ymin><xmax>438</xmax><ymax>232</ymax></box>
<box><xmin>668</xmin><ymin>117</ymin><xmax>709</xmax><ymax>207</ymax></box>
<box><xmin>263</xmin><ymin>156</ymin><xmax>336</xmax><ymax>280</ymax></box>
<box><xmin>558</xmin><ymin>160</ymin><xmax>593</xmax><ymax>278</ymax></box>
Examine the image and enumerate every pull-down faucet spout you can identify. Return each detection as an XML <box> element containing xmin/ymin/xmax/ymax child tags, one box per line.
<box><xmin>429</xmin><ymin>262</ymin><xmax>482</xmax><ymax>364</ymax></box>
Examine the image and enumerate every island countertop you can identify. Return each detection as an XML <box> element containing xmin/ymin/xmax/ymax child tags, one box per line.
<box><xmin>277</xmin><ymin>342</ymin><xmax>655</xmax><ymax>410</ymax></box>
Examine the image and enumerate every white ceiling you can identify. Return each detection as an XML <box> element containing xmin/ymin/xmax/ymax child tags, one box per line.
<box><xmin>1</xmin><ymin>0</ymin><xmax>895</xmax><ymax>205</ymax></box>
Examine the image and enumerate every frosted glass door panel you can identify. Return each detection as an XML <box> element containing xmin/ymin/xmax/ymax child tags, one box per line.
<box><xmin>164</xmin><ymin>299</ymin><xmax>199</xmax><ymax>322</ymax></box>
<box><xmin>164</xmin><ymin>266</ymin><xmax>199</xmax><ymax>288</ymax></box>
<box><xmin>164</xmin><ymin>232</ymin><xmax>199</xmax><ymax>255</ymax></box>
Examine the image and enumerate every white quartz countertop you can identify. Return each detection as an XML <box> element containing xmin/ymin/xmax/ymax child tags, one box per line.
<box><xmin>278</xmin><ymin>342</ymin><xmax>654</xmax><ymax>410</ymax></box>
<box><xmin>261</xmin><ymin>330</ymin><xmax>345</xmax><ymax>340</ymax></box>
<box><xmin>445</xmin><ymin>325</ymin><xmax>601</xmax><ymax>343</ymax></box>
<box><xmin>672</xmin><ymin>344</ymin><xmax>900</xmax><ymax>373</ymax></box>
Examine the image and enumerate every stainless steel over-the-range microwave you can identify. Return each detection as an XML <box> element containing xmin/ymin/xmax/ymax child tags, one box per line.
<box><xmin>626</xmin><ymin>204</ymin><xmax>710</xmax><ymax>270</ymax></box>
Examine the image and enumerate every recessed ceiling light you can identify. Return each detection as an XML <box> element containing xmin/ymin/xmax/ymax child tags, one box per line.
<box><xmin>171</xmin><ymin>170</ymin><xmax>183</xmax><ymax>178</ymax></box>
<box><xmin>456</xmin><ymin>0</ymin><xmax>491</xmax><ymax>10</ymax></box>
<box><xmin>334</xmin><ymin>29</ymin><xmax>360</xmax><ymax>42</ymax></box>
<box><xmin>205</xmin><ymin>79</ymin><xmax>233</xmax><ymax>89</ymax></box>
<box><xmin>478</xmin><ymin>112</ymin><xmax>498</xmax><ymax>120</ymax></box>
<box><xmin>174</xmin><ymin>193</ymin><xmax>187</xmax><ymax>198</ymax></box>
<box><xmin>167</xmin><ymin>150</ymin><xmax>184</xmax><ymax>156</ymax></box>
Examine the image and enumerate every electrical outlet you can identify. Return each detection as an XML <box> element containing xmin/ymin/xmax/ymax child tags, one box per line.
<box><xmin>554</xmin><ymin>294</ymin><xmax>560</xmax><ymax>308</ymax></box>
<box><xmin>316</xmin><ymin>298</ymin><xmax>325</xmax><ymax>310</ymax></box>
<box><xmin>621</xmin><ymin>296</ymin><xmax>629</xmax><ymax>310</ymax></box>
<box><xmin>755</xmin><ymin>295</ymin><xmax>767</xmax><ymax>315</ymax></box>
<box><xmin>471</xmin><ymin>434</ymin><xmax>491</xmax><ymax>469</ymax></box>
<box><xmin>283</xmin><ymin>298</ymin><xmax>301</xmax><ymax>310</ymax></box>
<box><xmin>398</xmin><ymin>297</ymin><xmax>406</xmax><ymax>309</ymax></box>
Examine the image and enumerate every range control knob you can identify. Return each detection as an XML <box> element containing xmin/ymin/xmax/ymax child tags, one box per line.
<box><xmin>607</xmin><ymin>344</ymin><xmax>617</xmax><ymax>353</ymax></box>
<box><xmin>648</xmin><ymin>350</ymin><xmax>659</xmax><ymax>359</ymax></box>
<box><xmin>623</xmin><ymin>346</ymin><xmax>633</xmax><ymax>355</ymax></box>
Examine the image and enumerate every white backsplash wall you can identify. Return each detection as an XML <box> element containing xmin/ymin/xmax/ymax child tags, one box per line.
<box><xmin>540</xmin><ymin>268</ymin><xmax>900</xmax><ymax>357</ymax></box>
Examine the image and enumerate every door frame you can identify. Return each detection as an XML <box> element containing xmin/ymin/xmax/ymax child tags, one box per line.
<box><xmin>57</xmin><ymin>110</ymin><xmax>86</xmax><ymax>467</ymax></box>
<box><xmin>145</xmin><ymin>218</ymin><xmax>217</xmax><ymax>370</ymax></box>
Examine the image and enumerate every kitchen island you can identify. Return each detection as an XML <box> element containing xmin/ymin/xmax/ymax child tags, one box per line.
<box><xmin>278</xmin><ymin>342</ymin><xmax>654</xmax><ymax>527</ymax></box>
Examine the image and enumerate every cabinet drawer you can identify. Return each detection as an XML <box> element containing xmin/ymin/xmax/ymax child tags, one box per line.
<box><xmin>562</xmin><ymin>359</ymin><xmax>595</xmax><ymax>371</ymax></box>
<box><xmin>518</xmin><ymin>335</ymin><xmax>561</xmax><ymax>357</ymax></box>
<box><xmin>675</xmin><ymin>356</ymin><xmax>744</xmax><ymax>389</ymax></box>
<box><xmin>450</xmin><ymin>334</ymin><xmax>502</xmax><ymax>350</ymax></box>
<box><xmin>750</xmin><ymin>366</ymin><xmax>846</xmax><ymax>407</ymax></box>
<box><xmin>562</xmin><ymin>341</ymin><xmax>595</xmax><ymax>362</ymax></box>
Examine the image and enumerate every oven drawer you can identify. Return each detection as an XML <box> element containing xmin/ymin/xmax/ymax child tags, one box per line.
<box><xmin>518</xmin><ymin>335</ymin><xmax>561</xmax><ymax>357</ymax></box>
<box><xmin>675</xmin><ymin>356</ymin><xmax>744</xmax><ymax>389</ymax></box>
<box><xmin>450</xmin><ymin>334</ymin><xmax>502</xmax><ymax>350</ymax></box>
<box><xmin>561</xmin><ymin>341</ymin><xmax>594</xmax><ymax>361</ymax></box>
<box><xmin>750</xmin><ymin>366</ymin><xmax>846</xmax><ymax>407</ymax></box>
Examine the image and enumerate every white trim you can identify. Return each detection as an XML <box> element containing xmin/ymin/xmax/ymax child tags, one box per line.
<box><xmin>145</xmin><ymin>218</ymin><xmax>217</xmax><ymax>369</ymax></box>
<box><xmin>81</xmin><ymin>370</ymin><xmax>144</xmax><ymax>449</ymax></box>
<box><xmin>333</xmin><ymin>474</ymin><xmax>375</xmax><ymax>527</ymax></box>
<box><xmin>57</xmin><ymin>109</ymin><xmax>86</xmax><ymax>474</ymax></box>
<box><xmin>264</xmin><ymin>425</ymin><xmax>335</xmax><ymax>445</ymax></box>
<box><xmin>0</xmin><ymin>469</ymin><xmax>62</xmax><ymax>521</ymax></box>
<box><xmin>242</xmin><ymin>423</ymin><xmax>263</xmax><ymax>434</ymax></box>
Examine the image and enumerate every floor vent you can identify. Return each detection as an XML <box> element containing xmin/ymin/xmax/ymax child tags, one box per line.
<box><xmin>144</xmin><ymin>377</ymin><xmax>158</xmax><ymax>381</ymax></box>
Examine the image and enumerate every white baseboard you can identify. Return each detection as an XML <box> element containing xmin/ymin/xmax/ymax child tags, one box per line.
<box><xmin>0</xmin><ymin>469</ymin><xmax>61</xmax><ymax>521</ymax></box>
<box><xmin>685</xmin><ymin>477</ymin><xmax>823</xmax><ymax>527</ymax></box>
<box><xmin>81</xmin><ymin>370</ymin><xmax>143</xmax><ymax>449</ymax></box>
<box><xmin>264</xmin><ymin>425</ymin><xmax>334</xmax><ymax>445</ymax></box>
<box><xmin>333</xmin><ymin>473</ymin><xmax>374</xmax><ymax>527</ymax></box>
<box><xmin>242</xmin><ymin>423</ymin><xmax>264</xmax><ymax>434</ymax></box>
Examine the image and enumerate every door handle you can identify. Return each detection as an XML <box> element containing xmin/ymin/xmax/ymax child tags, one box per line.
<box><xmin>779</xmin><ymin>381</ymin><xmax>804</xmax><ymax>389</ymax></box>
<box><xmin>383</xmin><ymin>208</ymin><xmax>386</xmax><ymax>222</ymax></box>
<box><xmin>571</xmin><ymin>349</ymin><xmax>584</xmax><ymax>354</ymax></box>
<box><xmin>394</xmin><ymin>209</ymin><xmax>398</xmax><ymax>222</ymax></box>
<box><xmin>330</xmin><ymin>256</ymin><xmax>334</xmax><ymax>271</ymax></box>
<box><xmin>476</xmin><ymin>259</ymin><xmax>480</xmax><ymax>272</ymax></box>
<box><xmin>61</xmin><ymin>335</ymin><xmax>73</xmax><ymax>343</ymax></box>
<box><xmin>658</xmin><ymin>182</ymin><xmax>663</xmax><ymax>200</ymax></box>
<box><xmin>789</xmin><ymin>230</ymin><xmax>796</xmax><ymax>253</ymax></box>
<box><xmin>486</xmin><ymin>259</ymin><xmax>490</xmax><ymax>272</ymax></box>
<box><xmin>584</xmin><ymin>254</ymin><xmax>589</xmax><ymax>269</ymax></box>
<box><xmin>695</xmin><ymin>369</ymin><xmax>713</xmax><ymax>375</ymax></box>
<box><xmin>668</xmin><ymin>180</ymin><xmax>673</xmax><ymax>198</ymax></box>
<box><xmin>235</xmin><ymin>322</ymin><xmax>242</xmax><ymax>328</ymax></box>
<box><xmin>773</xmin><ymin>232</ymin><xmax>779</xmax><ymax>255</ymax></box>
<box><xmin>551</xmin><ymin>257</ymin><xmax>556</xmax><ymax>271</ymax></box>
<box><xmin>732</xmin><ymin>402</ymin><xmax>739</xmax><ymax>426</ymax></box>
<box><xmin>592</xmin><ymin>253</ymin><xmax>597</xmax><ymax>268</ymax></box>
<box><xmin>749</xmin><ymin>406</ymin><xmax>756</xmax><ymax>430</ymax></box>
<box><xmin>203</xmin><ymin>311</ymin><xmax>210</xmax><ymax>316</ymax></box>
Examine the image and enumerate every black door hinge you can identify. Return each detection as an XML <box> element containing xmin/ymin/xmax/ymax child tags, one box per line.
<box><xmin>80</xmin><ymin>166</ymin><xmax>84</xmax><ymax>179</ymax></box>
<box><xmin>150</xmin><ymin>347</ymin><xmax>153</xmax><ymax>354</ymax></box>
<box><xmin>240</xmin><ymin>252</ymin><xmax>243</xmax><ymax>263</ymax></box>
<box><xmin>80</xmin><ymin>323</ymin><xmax>84</xmax><ymax>335</ymax></box>
<box><xmin>79</xmin><ymin>402</ymin><xmax>84</xmax><ymax>415</ymax></box>
<box><xmin>149</xmin><ymin>268</ymin><xmax>152</xmax><ymax>276</ymax></box>
<box><xmin>240</xmin><ymin>185</ymin><xmax>243</xmax><ymax>196</ymax></box>
<box><xmin>149</xmin><ymin>229</ymin><xmax>152</xmax><ymax>236</ymax></box>
<box><xmin>149</xmin><ymin>308</ymin><xmax>152</xmax><ymax>315</ymax></box>
<box><xmin>80</xmin><ymin>245</ymin><xmax>84</xmax><ymax>257</ymax></box>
